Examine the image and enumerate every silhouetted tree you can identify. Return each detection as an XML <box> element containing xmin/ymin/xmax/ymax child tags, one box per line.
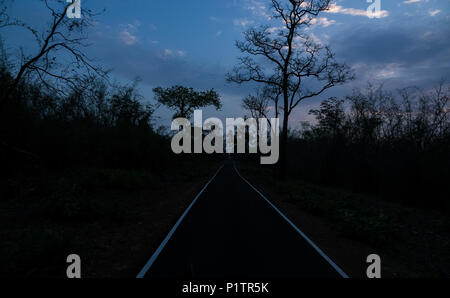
<box><xmin>309</xmin><ymin>97</ymin><xmax>347</xmax><ymax>139</ymax></box>
<box><xmin>110</xmin><ymin>82</ymin><xmax>155</xmax><ymax>129</ymax></box>
<box><xmin>228</xmin><ymin>0</ymin><xmax>353</xmax><ymax>177</ymax></box>
<box><xmin>287</xmin><ymin>82</ymin><xmax>450</xmax><ymax>210</ymax></box>
<box><xmin>242</xmin><ymin>89</ymin><xmax>271</xmax><ymax>120</ymax></box>
<box><xmin>153</xmin><ymin>85</ymin><xmax>221</xmax><ymax>119</ymax></box>
<box><xmin>0</xmin><ymin>0</ymin><xmax>106</xmax><ymax>108</ymax></box>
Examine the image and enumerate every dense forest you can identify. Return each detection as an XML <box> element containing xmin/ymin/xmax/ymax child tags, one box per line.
<box><xmin>0</xmin><ymin>53</ymin><xmax>222</xmax><ymax>277</ymax></box>
<box><xmin>2</xmin><ymin>53</ymin><xmax>449</xmax><ymax>213</ymax></box>
<box><xmin>0</xmin><ymin>65</ymin><xmax>168</xmax><ymax>173</ymax></box>
<box><xmin>238</xmin><ymin>81</ymin><xmax>450</xmax><ymax>212</ymax></box>
<box><xmin>286</xmin><ymin>84</ymin><xmax>450</xmax><ymax>212</ymax></box>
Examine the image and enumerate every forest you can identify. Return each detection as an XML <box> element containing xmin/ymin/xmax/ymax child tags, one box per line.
<box><xmin>1</xmin><ymin>0</ymin><xmax>449</xmax><ymax>278</ymax></box>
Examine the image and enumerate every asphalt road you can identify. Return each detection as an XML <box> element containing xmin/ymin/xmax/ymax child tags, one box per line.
<box><xmin>138</xmin><ymin>160</ymin><xmax>347</xmax><ymax>279</ymax></box>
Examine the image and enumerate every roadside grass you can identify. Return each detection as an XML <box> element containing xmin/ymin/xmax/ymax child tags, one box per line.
<box><xmin>42</xmin><ymin>168</ymin><xmax>161</xmax><ymax>222</ymax></box>
<box><xmin>278</xmin><ymin>181</ymin><xmax>401</xmax><ymax>249</ymax></box>
<box><xmin>238</xmin><ymin>163</ymin><xmax>450</xmax><ymax>277</ymax></box>
<box><xmin>1</xmin><ymin>167</ymin><xmax>154</xmax><ymax>277</ymax></box>
<box><xmin>0</xmin><ymin>159</ymin><xmax>221</xmax><ymax>277</ymax></box>
<box><xmin>1</xmin><ymin>226</ymin><xmax>73</xmax><ymax>277</ymax></box>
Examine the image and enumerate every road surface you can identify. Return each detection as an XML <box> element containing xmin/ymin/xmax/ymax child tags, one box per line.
<box><xmin>138</xmin><ymin>160</ymin><xmax>347</xmax><ymax>279</ymax></box>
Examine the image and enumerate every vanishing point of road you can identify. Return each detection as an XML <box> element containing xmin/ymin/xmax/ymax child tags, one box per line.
<box><xmin>137</xmin><ymin>160</ymin><xmax>348</xmax><ymax>279</ymax></box>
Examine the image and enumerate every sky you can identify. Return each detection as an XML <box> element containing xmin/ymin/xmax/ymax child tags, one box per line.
<box><xmin>2</xmin><ymin>0</ymin><xmax>450</xmax><ymax>130</ymax></box>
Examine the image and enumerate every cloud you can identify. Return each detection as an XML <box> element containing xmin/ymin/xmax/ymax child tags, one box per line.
<box><xmin>244</xmin><ymin>0</ymin><xmax>271</xmax><ymax>20</ymax></box>
<box><xmin>326</xmin><ymin>3</ymin><xmax>389</xmax><ymax>18</ymax></box>
<box><xmin>267</xmin><ymin>26</ymin><xmax>283</xmax><ymax>33</ymax></box>
<box><xmin>310</xmin><ymin>17</ymin><xmax>336</xmax><ymax>27</ymax></box>
<box><xmin>163</xmin><ymin>49</ymin><xmax>186</xmax><ymax>58</ymax></box>
<box><xmin>330</xmin><ymin>22</ymin><xmax>450</xmax><ymax>88</ymax></box>
<box><xmin>375</xmin><ymin>63</ymin><xmax>403</xmax><ymax>79</ymax></box>
<box><xmin>118</xmin><ymin>22</ymin><xmax>140</xmax><ymax>46</ymax></box>
<box><xmin>429</xmin><ymin>9</ymin><xmax>441</xmax><ymax>17</ymax></box>
<box><xmin>216</xmin><ymin>30</ymin><xmax>223</xmax><ymax>37</ymax></box>
<box><xmin>119</xmin><ymin>30</ymin><xmax>137</xmax><ymax>46</ymax></box>
<box><xmin>403</xmin><ymin>0</ymin><xmax>423</xmax><ymax>4</ymax></box>
<box><xmin>209</xmin><ymin>16</ymin><xmax>223</xmax><ymax>23</ymax></box>
<box><xmin>233</xmin><ymin>18</ymin><xmax>254</xmax><ymax>28</ymax></box>
<box><xmin>90</xmin><ymin>39</ymin><xmax>209</xmax><ymax>88</ymax></box>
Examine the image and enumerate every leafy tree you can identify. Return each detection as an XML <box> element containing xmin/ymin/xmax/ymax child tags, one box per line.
<box><xmin>110</xmin><ymin>83</ymin><xmax>154</xmax><ymax>129</ymax></box>
<box><xmin>153</xmin><ymin>85</ymin><xmax>221</xmax><ymax>119</ymax></box>
<box><xmin>309</xmin><ymin>97</ymin><xmax>347</xmax><ymax>138</ymax></box>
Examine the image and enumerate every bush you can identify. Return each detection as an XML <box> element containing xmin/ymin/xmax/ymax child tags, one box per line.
<box><xmin>288</xmin><ymin>83</ymin><xmax>450</xmax><ymax>212</ymax></box>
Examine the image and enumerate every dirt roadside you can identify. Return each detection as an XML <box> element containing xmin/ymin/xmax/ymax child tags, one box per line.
<box><xmin>236</xmin><ymin>162</ymin><xmax>450</xmax><ymax>278</ymax></box>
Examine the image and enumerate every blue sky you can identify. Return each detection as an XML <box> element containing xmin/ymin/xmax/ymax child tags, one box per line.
<box><xmin>2</xmin><ymin>0</ymin><xmax>450</xmax><ymax>129</ymax></box>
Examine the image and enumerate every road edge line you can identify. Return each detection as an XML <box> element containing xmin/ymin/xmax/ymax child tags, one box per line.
<box><xmin>233</xmin><ymin>164</ymin><xmax>350</xmax><ymax>279</ymax></box>
<box><xmin>136</xmin><ymin>164</ymin><xmax>225</xmax><ymax>278</ymax></box>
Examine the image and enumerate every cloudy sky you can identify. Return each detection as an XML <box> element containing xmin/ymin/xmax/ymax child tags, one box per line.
<box><xmin>2</xmin><ymin>0</ymin><xmax>450</xmax><ymax>129</ymax></box>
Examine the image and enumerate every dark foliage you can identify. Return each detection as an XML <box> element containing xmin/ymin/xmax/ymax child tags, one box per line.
<box><xmin>288</xmin><ymin>84</ymin><xmax>450</xmax><ymax>211</ymax></box>
<box><xmin>0</xmin><ymin>64</ymin><xmax>173</xmax><ymax>182</ymax></box>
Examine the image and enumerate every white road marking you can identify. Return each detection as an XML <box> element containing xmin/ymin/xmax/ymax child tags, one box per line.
<box><xmin>234</xmin><ymin>165</ymin><xmax>350</xmax><ymax>278</ymax></box>
<box><xmin>136</xmin><ymin>164</ymin><xmax>225</xmax><ymax>278</ymax></box>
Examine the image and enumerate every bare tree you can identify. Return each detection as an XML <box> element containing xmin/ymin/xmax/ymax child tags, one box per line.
<box><xmin>227</xmin><ymin>0</ymin><xmax>353</xmax><ymax>176</ymax></box>
<box><xmin>242</xmin><ymin>88</ymin><xmax>272</xmax><ymax>120</ymax></box>
<box><xmin>1</xmin><ymin>0</ymin><xmax>106</xmax><ymax>106</ymax></box>
<box><xmin>0</xmin><ymin>0</ymin><xmax>13</xmax><ymax>29</ymax></box>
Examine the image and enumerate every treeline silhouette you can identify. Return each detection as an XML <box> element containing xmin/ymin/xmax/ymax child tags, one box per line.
<box><xmin>287</xmin><ymin>84</ymin><xmax>450</xmax><ymax>212</ymax></box>
<box><xmin>0</xmin><ymin>63</ymin><xmax>180</xmax><ymax>182</ymax></box>
<box><xmin>0</xmin><ymin>57</ymin><xmax>224</xmax><ymax>277</ymax></box>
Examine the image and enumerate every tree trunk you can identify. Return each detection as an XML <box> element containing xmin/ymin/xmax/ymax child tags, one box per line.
<box><xmin>279</xmin><ymin>86</ymin><xmax>289</xmax><ymax>179</ymax></box>
<box><xmin>279</xmin><ymin>110</ymin><xmax>289</xmax><ymax>178</ymax></box>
